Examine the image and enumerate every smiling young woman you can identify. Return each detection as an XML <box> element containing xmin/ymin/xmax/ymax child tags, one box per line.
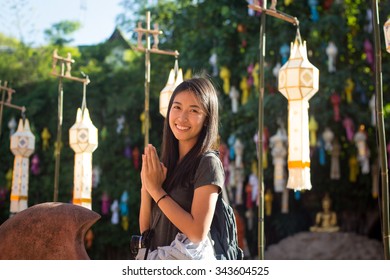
<box><xmin>137</xmin><ymin>76</ymin><xmax>224</xmax><ymax>260</ymax></box>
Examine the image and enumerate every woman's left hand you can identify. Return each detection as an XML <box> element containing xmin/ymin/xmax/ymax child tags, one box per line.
<box><xmin>141</xmin><ymin>144</ymin><xmax>167</xmax><ymax>198</ymax></box>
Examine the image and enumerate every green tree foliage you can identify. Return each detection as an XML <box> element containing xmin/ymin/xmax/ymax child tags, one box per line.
<box><xmin>44</xmin><ymin>20</ymin><xmax>82</xmax><ymax>47</ymax></box>
<box><xmin>0</xmin><ymin>34</ymin><xmax>54</xmax><ymax>85</ymax></box>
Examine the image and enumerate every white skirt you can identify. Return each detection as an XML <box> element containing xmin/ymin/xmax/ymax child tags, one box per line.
<box><xmin>136</xmin><ymin>232</ymin><xmax>216</xmax><ymax>260</ymax></box>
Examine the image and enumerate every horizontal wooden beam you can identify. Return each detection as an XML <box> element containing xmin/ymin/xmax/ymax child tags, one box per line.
<box><xmin>248</xmin><ymin>4</ymin><xmax>299</xmax><ymax>26</ymax></box>
<box><xmin>135</xmin><ymin>46</ymin><xmax>179</xmax><ymax>57</ymax></box>
<box><xmin>0</xmin><ymin>101</ymin><xmax>26</xmax><ymax>112</ymax></box>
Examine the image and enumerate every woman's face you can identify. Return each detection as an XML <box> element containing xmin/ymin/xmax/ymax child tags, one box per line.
<box><xmin>169</xmin><ymin>90</ymin><xmax>207</xmax><ymax>148</ymax></box>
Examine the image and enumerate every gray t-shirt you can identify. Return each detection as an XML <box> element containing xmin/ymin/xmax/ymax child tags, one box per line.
<box><xmin>149</xmin><ymin>152</ymin><xmax>225</xmax><ymax>251</ymax></box>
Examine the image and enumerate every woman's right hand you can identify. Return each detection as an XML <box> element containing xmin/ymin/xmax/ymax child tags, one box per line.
<box><xmin>141</xmin><ymin>144</ymin><xmax>167</xmax><ymax>200</ymax></box>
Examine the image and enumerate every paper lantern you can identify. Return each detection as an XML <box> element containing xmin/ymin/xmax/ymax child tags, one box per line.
<box><xmin>40</xmin><ymin>127</ymin><xmax>51</xmax><ymax>151</ymax></box>
<box><xmin>229</xmin><ymin>86</ymin><xmax>239</xmax><ymax>113</ymax></box>
<box><xmin>111</xmin><ymin>199</ymin><xmax>119</xmax><ymax>224</ymax></box>
<box><xmin>120</xmin><ymin>190</ymin><xmax>129</xmax><ymax>231</ymax></box>
<box><xmin>325</xmin><ymin>41</ymin><xmax>337</xmax><ymax>73</ymax></box>
<box><xmin>30</xmin><ymin>153</ymin><xmax>41</xmax><ymax>175</ymax></box>
<box><xmin>101</xmin><ymin>192</ymin><xmax>110</xmax><ymax>215</ymax></box>
<box><xmin>354</xmin><ymin>125</ymin><xmax>370</xmax><ymax>174</ymax></box>
<box><xmin>330</xmin><ymin>139</ymin><xmax>341</xmax><ymax>180</ymax></box>
<box><xmin>69</xmin><ymin>108</ymin><xmax>98</xmax><ymax>210</ymax></box>
<box><xmin>209</xmin><ymin>53</ymin><xmax>218</xmax><ymax>76</ymax></box>
<box><xmin>9</xmin><ymin>118</ymin><xmax>35</xmax><ymax>216</ymax></box>
<box><xmin>159</xmin><ymin>67</ymin><xmax>183</xmax><ymax>118</ymax></box>
<box><xmin>219</xmin><ymin>66</ymin><xmax>231</xmax><ymax>94</ymax></box>
<box><xmin>269</xmin><ymin>128</ymin><xmax>287</xmax><ymax>193</ymax></box>
<box><xmin>308</xmin><ymin>115</ymin><xmax>318</xmax><ymax>147</ymax></box>
<box><xmin>264</xmin><ymin>189</ymin><xmax>273</xmax><ymax>216</ymax></box>
<box><xmin>8</xmin><ymin>116</ymin><xmax>17</xmax><ymax>136</ymax></box>
<box><xmin>384</xmin><ymin>18</ymin><xmax>390</xmax><ymax>53</ymax></box>
<box><xmin>322</xmin><ymin>127</ymin><xmax>334</xmax><ymax>151</ymax></box>
<box><xmin>278</xmin><ymin>34</ymin><xmax>319</xmax><ymax>191</ymax></box>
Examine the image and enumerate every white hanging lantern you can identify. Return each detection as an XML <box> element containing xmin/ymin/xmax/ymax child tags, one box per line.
<box><xmin>278</xmin><ymin>31</ymin><xmax>319</xmax><ymax>191</ymax></box>
<box><xmin>9</xmin><ymin>118</ymin><xmax>35</xmax><ymax>216</ymax></box>
<box><xmin>159</xmin><ymin>62</ymin><xmax>183</xmax><ymax>118</ymax></box>
<box><xmin>69</xmin><ymin>108</ymin><xmax>98</xmax><ymax>210</ymax></box>
<box><xmin>159</xmin><ymin>69</ymin><xmax>175</xmax><ymax>118</ymax></box>
<box><xmin>325</xmin><ymin>41</ymin><xmax>338</xmax><ymax>73</ymax></box>
<box><xmin>384</xmin><ymin>18</ymin><xmax>390</xmax><ymax>53</ymax></box>
<box><xmin>8</xmin><ymin>116</ymin><xmax>17</xmax><ymax>135</ymax></box>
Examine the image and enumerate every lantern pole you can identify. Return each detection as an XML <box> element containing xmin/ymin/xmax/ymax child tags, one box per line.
<box><xmin>248</xmin><ymin>1</ymin><xmax>299</xmax><ymax>260</ymax></box>
<box><xmin>0</xmin><ymin>81</ymin><xmax>26</xmax><ymax>139</ymax></box>
<box><xmin>51</xmin><ymin>50</ymin><xmax>90</xmax><ymax>202</ymax></box>
<box><xmin>372</xmin><ymin>0</ymin><xmax>390</xmax><ymax>260</ymax></box>
<box><xmin>134</xmin><ymin>11</ymin><xmax>179</xmax><ymax>148</ymax></box>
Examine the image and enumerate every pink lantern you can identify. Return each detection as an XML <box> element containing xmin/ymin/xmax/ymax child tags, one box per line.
<box><xmin>330</xmin><ymin>91</ymin><xmax>341</xmax><ymax>121</ymax></box>
<box><xmin>101</xmin><ymin>192</ymin><xmax>110</xmax><ymax>215</ymax></box>
<box><xmin>132</xmin><ymin>147</ymin><xmax>140</xmax><ymax>170</ymax></box>
<box><xmin>30</xmin><ymin>153</ymin><xmax>41</xmax><ymax>175</ymax></box>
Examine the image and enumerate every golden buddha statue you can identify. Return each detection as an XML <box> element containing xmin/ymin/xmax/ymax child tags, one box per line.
<box><xmin>310</xmin><ymin>194</ymin><xmax>339</xmax><ymax>232</ymax></box>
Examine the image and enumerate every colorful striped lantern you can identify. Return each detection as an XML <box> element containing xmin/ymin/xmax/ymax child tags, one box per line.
<box><xmin>69</xmin><ymin>108</ymin><xmax>98</xmax><ymax>209</ymax></box>
<box><xmin>278</xmin><ymin>32</ymin><xmax>319</xmax><ymax>191</ymax></box>
<box><xmin>9</xmin><ymin>118</ymin><xmax>35</xmax><ymax>216</ymax></box>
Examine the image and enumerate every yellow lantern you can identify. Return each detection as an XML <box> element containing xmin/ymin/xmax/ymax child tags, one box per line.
<box><xmin>69</xmin><ymin>108</ymin><xmax>98</xmax><ymax>210</ymax></box>
<box><xmin>9</xmin><ymin>118</ymin><xmax>35</xmax><ymax>216</ymax></box>
<box><xmin>184</xmin><ymin>68</ymin><xmax>192</xmax><ymax>80</ymax></box>
<box><xmin>384</xmin><ymin>18</ymin><xmax>390</xmax><ymax>53</ymax></box>
<box><xmin>308</xmin><ymin>115</ymin><xmax>318</xmax><ymax>147</ymax></box>
<box><xmin>278</xmin><ymin>32</ymin><xmax>319</xmax><ymax>191</ymax></box>
<box><xmin>159</xmin><ymin>66</ymin><xmax>183</xmax><ymax>118</ymax></box>
<box><xmin>219</xmin><ymin>66</ymin><xmax>231</xmax><ymax>94</ymax></box>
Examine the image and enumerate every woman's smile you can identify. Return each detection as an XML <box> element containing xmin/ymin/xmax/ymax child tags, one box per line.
<box><xmin>175</xmin><ymin>124</ymin><xmax>191</xmax><ymax>131</ymax></box>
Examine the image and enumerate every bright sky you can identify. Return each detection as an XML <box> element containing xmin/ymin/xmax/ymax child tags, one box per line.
<box><xmin>0</xmin><ymin>0</ymin><xmax>123</xmax><ymax>46</ymax></box>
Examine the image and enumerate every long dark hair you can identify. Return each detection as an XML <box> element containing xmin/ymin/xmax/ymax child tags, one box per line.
<box><xmin>160</xmin><ymin>76</ymin><xmax>220</xmax><ymax>192</ymax></box>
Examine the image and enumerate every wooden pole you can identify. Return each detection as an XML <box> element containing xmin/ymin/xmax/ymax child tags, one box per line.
<box><xmin>248</xmin><ymin>1</ymin><xmax>299</xmax><ymax>260</ymax></box>
<box><xmin>134</xmin><ymin>11</ymin><xmax>179</xmax><ymax>148</ymax></box>
<box><xmin>257</xmin><ymin>0</ymin><xmax>266</xmax><ymax>260</ymax></box>
<box><xmin>372</xmin><ymin>0</ymin><xmax>390</xmax><ymax>260</ymax></box>
<box><xmin>0</xmin><ymin>82</ymin><xmax>25</xmax><ymax>139</ymax></box>
<box><xmin>51</xmin><ymin>50</ymin><xmax>89</xmax><ymax>202</ymax></box>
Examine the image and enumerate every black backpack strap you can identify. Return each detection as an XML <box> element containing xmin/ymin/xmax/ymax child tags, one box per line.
<box><xmin>142</xmin><ymin>203</ymin><xmax>163</xmax><ymax>260</ymax></box>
